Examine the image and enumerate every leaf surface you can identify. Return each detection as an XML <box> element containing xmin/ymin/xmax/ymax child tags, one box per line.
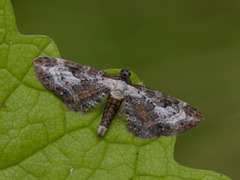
<box><xmin>0</xmin><ymin>0</ymin><xmax>231</xmax><ymax>179</ymax></box>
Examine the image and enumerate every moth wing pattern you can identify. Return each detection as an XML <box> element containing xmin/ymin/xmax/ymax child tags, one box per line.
<box><xmin>124</xmin><ymin>84</ymin><xmax>203</xmax><ymax>139</ymax></box>
<box><xmin>33</xmin><ymin>57</ymin><xmax>114</xmax><ymax>112</ymax></box>
<box><xmin>34</xmin><ymin>56</ymin><xmax>204</xmax><ymax>139</ymax></box>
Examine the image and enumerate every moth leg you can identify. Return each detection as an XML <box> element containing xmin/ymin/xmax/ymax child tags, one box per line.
<box><xmin>116</xmin><ymin>100</ymin><xmax>126</xmax><ymax>130</ymax></box>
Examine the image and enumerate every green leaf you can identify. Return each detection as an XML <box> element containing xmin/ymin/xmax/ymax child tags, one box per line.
<box><xmin>0</xmin><ymin>0</ymin><xmax>231</xmax><ymax>179</ymax></box>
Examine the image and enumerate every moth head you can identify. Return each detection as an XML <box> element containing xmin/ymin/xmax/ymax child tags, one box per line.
<box><xmin>120</xmin><ymin>69</ymin><xmax>131</xmax><ymax>81</ymax></box>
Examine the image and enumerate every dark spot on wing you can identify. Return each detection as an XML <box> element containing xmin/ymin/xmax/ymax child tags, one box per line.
<box><xmin>69</xmin><ymin>67</ymin><xmax>76</xmax><ymax>76</ymax></box>
<box><xmin>160</xmin><ymin>99</ymin><xmax>172</xmax><ymax>108</ymax></box>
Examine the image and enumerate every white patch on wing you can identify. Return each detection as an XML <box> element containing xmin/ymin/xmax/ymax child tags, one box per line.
<box><xmin>124</xmin><ymin>85</ymin><xmax>142</xmax><ymax>98</ymax></box>
<box><xmin>56</xmin><ymin>58</ymin><xmax>104</xmax><ymax>80</ymax></box>
<box><xmin>124</xmin><ymin>84</ymin><xmax>188</xmax><ymax>125</ymax></box>
<box><xmin>154</xmin><ymin>105</ymin><xmax>186</xmax><ymax>124</ymax></box>
<box><xmin>43</xmin><ymin>58</ymin><xmax>107</xmax><ymax>97</ymax></box>
<box><xmin>48</xmin><ymin>66</ymin><xmax>80</xmax><ymax>84</ymax></box>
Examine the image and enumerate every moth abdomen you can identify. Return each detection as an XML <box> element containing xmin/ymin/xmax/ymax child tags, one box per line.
<box><xmin>98</xmin><ymin>96</ymin><xmax>123</xmax><ymax>137</ymax></box>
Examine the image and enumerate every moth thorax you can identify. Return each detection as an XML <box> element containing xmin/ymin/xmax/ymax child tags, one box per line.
<box><xmin>120</xmin><ymin>69</ymin><xmax>131</xmax><ymax>81</ymax></box>
<box><xmin>110</xmin><ymin>80</ymin><xmax>127</xmax><ymax>100</ymax></box>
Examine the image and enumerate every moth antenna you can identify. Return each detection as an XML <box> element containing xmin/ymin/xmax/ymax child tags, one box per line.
<box><xmin>103</xmin><ymin>64</ymin><xmax>113</xmax><ymax>71</ymax></box>
<box><xmin>111</xmin><ymin>72</ymin><xmax>121</xmax><ymax>76</ymax></box>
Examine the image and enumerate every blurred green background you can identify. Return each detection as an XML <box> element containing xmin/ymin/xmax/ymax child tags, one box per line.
<box><xmin>11</xmin><ymin>0</ymin><xmax>240</xmax><ymax>179</ymax></box>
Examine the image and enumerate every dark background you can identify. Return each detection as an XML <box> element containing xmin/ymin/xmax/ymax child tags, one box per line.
<box><xmin>11</xmin><ymin>0</ymin><xmax>240</xmax><ymax>179</ymax></box>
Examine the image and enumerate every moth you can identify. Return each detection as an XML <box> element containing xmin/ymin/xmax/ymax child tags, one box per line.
<box><xmin>33</xmin><ymin>57</ymin><xmax>203</xmax><ymax>139</ymax></box>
